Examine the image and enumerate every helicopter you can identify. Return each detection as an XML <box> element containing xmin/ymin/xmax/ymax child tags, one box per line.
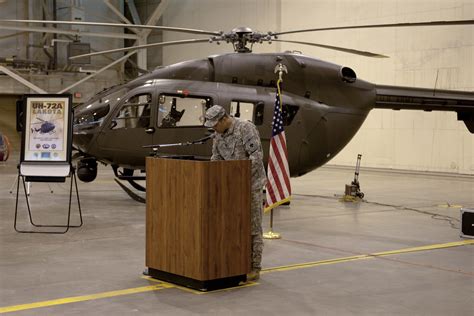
<box><xmin>3</xmin><ymin>18</ymin><xmax>473</xmax><ymax>200</ymax></box>
<box><xmin>30</xmin><ymin>118</ymin><xmax>56</xmax><ymax>134</ymax></box>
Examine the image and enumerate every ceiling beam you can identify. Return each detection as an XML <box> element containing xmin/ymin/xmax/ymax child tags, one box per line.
<box><xmin>58</xmin><ymin>50</ymin><xmax>138</xmax><ymax>94</ymax></box>
<box><xmin>103</xmin><ymin>0</ymin><xmax>139</xmax><ymax>34</ymax></box>
<box><xmin>0</xmin><ymin>66</ymin><xmax>48</xmax><ymax>94</ymax></box>
<box><xmin>142</xmin><ymin>0</ymin><xmax>169</xmax><ymax>38</ymax></box>
<box><xmin>126</xmin><ymin>0</ymin><xmax>141</xmax><ymax>25</ymax></box>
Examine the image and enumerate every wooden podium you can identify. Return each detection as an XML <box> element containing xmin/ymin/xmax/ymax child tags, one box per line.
<box><xmin>145</xmin><ymin>157</ymin><xmax>251</xmax><ymax>290</ymax></box>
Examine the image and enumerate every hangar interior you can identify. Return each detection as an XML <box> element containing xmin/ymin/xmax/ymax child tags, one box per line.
<box><xmin>0</xmin><ymin>0</ymin><xmax>473</xmax><ymax>315</ymax></box>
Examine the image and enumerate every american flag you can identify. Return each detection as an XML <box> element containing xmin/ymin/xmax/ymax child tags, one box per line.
<box><xmin>264</xmin><ymin>80</ymin><xmax>291</xmax><ymax>212</ymax></box>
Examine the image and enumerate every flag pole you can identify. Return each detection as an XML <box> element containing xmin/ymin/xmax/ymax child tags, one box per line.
<box><xmin>263</xmin><ymin>208</ymin><xmax>281</xmax><ymax>239</ymax></box>
<box><xmin>263</xmin><ymin>61</ymin><xmax>288</xmax><ymax>240</ymax></box>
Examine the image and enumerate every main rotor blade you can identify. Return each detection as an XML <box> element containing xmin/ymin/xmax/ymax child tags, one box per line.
<box><xmin>69</xmin><ymin>38</ymin><xmax>210</xmax><ymax>60</ymax></box>
<box><xmin>0</xmin><ymin>24</ymin><xmax>138</xmax><ymax>39</ymax></box>
<box><xmin>274</xmin><ymin>19</ymin><xmax>474</xmax><ymax>36</ymax></box>
<box><xmin>1</xmin><ymin>19</ymin><xmax>222</xmax><ymax>36</ymax></box>
<box><xmin>271</xmin><ymin>39</ymin><xmax>388</xmax><ymax>58</ymax></box>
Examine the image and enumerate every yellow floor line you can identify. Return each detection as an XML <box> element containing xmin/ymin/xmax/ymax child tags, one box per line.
<box><xmin>0</xmin><ymin>284</ymin><xmax>172</xmax><ymax>314</ymax></box>
<box><xmin>1</xmin><ymin>239</ymin><xmax>473</xmax><ymax>313</ymax></box>
<box><xmin>262</xmin><ymin>239</ymin><xmax>474</xmax><ymax>273</ymax></box>
<box><xmin>262</xmin><ymin>254</ymin><xmax>369</xmax><ymax>273</ymax></box>
<box><xmin>370</xmin><ymin>239</ymin><xmax>474</xmax><ymax>257</ymax></box>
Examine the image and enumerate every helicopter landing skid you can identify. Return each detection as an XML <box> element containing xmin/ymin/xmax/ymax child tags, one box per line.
<box><xmin>114</xmin><ymin>178</ymin><xmax>145</xmax><ymax>203</ymax></box>
<box><xmin>126</xmin><ymin>178</ymin><xmax>146</xmax><ymax>192</ymax></box>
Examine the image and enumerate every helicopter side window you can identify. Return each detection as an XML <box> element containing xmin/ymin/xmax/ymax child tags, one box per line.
<box><xmin>230</xmin><ymin>101</ymin><xmax>253</xmax><ymax>121</ymax></box>
<box><xmin>158</xmin><ymin>94</ymin><xmax>211</xmax><ymax>128</ymax></box>
<box><xmin>112</xmin><ymin>93</ymin><xmax>152</xmax><ymax>129</ymax></box>
<box><xmin>230</xmin><ymin>101</ymin><xmax>264</xmax><ymax>125</ymax></box>
<box><xmin>282</xmin><ymin>104</ymin><xmax>299</xmax><ymax>126</ymax></box>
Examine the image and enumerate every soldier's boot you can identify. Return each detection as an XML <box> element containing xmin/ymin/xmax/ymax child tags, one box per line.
<box><xmin>246</xmin><ymin>270</ymin><xmax>260</xmax><ymax>281</ymax></box>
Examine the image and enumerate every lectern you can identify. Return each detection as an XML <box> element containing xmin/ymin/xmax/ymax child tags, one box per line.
<box><xmin>146</xmin><ymin>157</ymin><xmax>251</xmax><ymax>290</ymax></box>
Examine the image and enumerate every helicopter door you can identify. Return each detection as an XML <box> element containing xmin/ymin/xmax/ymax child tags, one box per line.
<box><xmin>96</xmin><ymin>91</ymin><xmax>154</xmax><ymax>168</ymax></box>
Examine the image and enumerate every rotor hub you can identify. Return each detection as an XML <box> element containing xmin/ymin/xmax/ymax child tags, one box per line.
<box><xmin>210</xmin><ymin>26</ymin><xmax>275</xmax><ymax>53</ymax></box>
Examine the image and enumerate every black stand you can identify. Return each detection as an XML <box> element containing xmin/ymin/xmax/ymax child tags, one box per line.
<box><xmin>14</xmin><ymin>167</ymin><xmax>83</xmax><ymax>234</ymax></box>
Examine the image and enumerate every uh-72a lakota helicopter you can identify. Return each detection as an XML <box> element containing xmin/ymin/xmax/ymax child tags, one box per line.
<box><xmin>6</xmin><ymin>18</ymin><xmax>474</xmax><ymax>201</ymax></box>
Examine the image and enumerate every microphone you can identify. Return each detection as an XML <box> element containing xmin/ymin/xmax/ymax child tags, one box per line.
<box><xmin>191</xmin><ymin>133</ymin><xmax>215</xmax><ymax>144</ymax></box>
<box><xmin>142</xmin><ymin>133</ymin><xmax>215</xmax><ymax>149</ymax></box>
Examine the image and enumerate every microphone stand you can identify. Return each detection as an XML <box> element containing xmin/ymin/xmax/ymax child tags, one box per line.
<box><xmin>143</xmin><ymin>134</ymin><xmax>214</xmax><ymax>157</ymax></box>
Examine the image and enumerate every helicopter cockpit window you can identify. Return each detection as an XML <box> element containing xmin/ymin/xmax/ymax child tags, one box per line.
<box><xmin>230</xmin><ymin>101</ymin><xmax>264</xmax><ymax>126</ymax></box>
<box><xmin>74</xmin><ymin>103</ymin><xmax>110</xmax><ymax>130</ymax></box>
<box><xmin>158</xmin><ymin>94</ymin><xmax>211</xmax><ymax>128</ymax></box>
<box><xmin>74</xmin><ymin>88</ymin><xmax>128</xmax><ymax>130</ymax></box>
<box><xmin>112</xmin><ymin>93</ymin><xmax>152</xmax><ymax>129</ymax></box>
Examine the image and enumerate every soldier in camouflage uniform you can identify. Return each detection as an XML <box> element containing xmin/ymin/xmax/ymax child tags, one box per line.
<box><xmin>204</xmin><ymin>105</ymin><xmax>266</xmax><ymax>281</ymax></box>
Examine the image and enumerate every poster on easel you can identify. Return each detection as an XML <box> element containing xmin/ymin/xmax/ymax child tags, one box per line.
<box><xmin>21</xmin><ymin>94</ymin><xmax>73</xmax><ymax>163</ymax></box>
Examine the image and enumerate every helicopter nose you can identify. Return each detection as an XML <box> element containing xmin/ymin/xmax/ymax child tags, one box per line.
<box><xmin>299</xmin><ymin>111</ymin><xmax>368</xmax><ymax>175</ymax></box>
<box><xmin>297</xmin><ymin>119</ymin><xmax>330</xmax><ymax>175</ymax></box>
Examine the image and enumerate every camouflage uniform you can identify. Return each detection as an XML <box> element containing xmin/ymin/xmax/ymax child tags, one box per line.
<box><xmin>210</xmin><ymin>117</ymin><xmax>266</xmax><ymax>272</ymax></box>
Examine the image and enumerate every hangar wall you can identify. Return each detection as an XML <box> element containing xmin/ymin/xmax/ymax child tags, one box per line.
<box><xmin>280</xmin><ymin>0</ymin><xmax>473</xmax><ymax>174</ymax></box>
<box><xmin>162</xmin><ymin>0</ymin><xmax>473</xmax><ymax>175</ymax></box>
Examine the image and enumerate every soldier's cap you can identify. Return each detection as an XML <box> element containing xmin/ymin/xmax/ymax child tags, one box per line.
<box><xmin>204</xmin><ymin>105</ymin><xmax>226</xmax><ymax>127</ymax></box>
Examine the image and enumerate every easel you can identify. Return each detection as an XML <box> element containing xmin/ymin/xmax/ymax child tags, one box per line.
<box><xmin>14</xmin><ymin>94</ymin><xmax>82</xmax><ymax>234</ymax></box>
<box><xmin>14</xmin><ymin>163</ymin><xmax>83</xmax><ymax>234</ymax></box>
<box><xmin>9</xmin><ymin>177</ymin><xmax>53</xmax><ymax>195</ymax></box>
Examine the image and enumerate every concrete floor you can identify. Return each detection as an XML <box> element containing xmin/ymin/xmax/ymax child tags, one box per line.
<box><xmin>0</xmin><ymin>157</ymin><xmax>473</xmax><ymax>315</ymax></box>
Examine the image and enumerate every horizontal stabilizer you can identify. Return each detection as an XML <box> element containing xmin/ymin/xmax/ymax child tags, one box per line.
<box><xmin>457</xmin><ymin>111</ymin><xmax>474</xmax><ymax>133</ymax></box>
<box><xmin>375</xmin><ymin>85</ymin><xmax>474</xmax><ymax>133</ymax></box>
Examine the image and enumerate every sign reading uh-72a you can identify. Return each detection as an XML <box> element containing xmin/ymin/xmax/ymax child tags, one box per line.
<box><xmin>22</xmin><ymin>95</ymin><xmax>72</xmax><ymax>163</ymax></box>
